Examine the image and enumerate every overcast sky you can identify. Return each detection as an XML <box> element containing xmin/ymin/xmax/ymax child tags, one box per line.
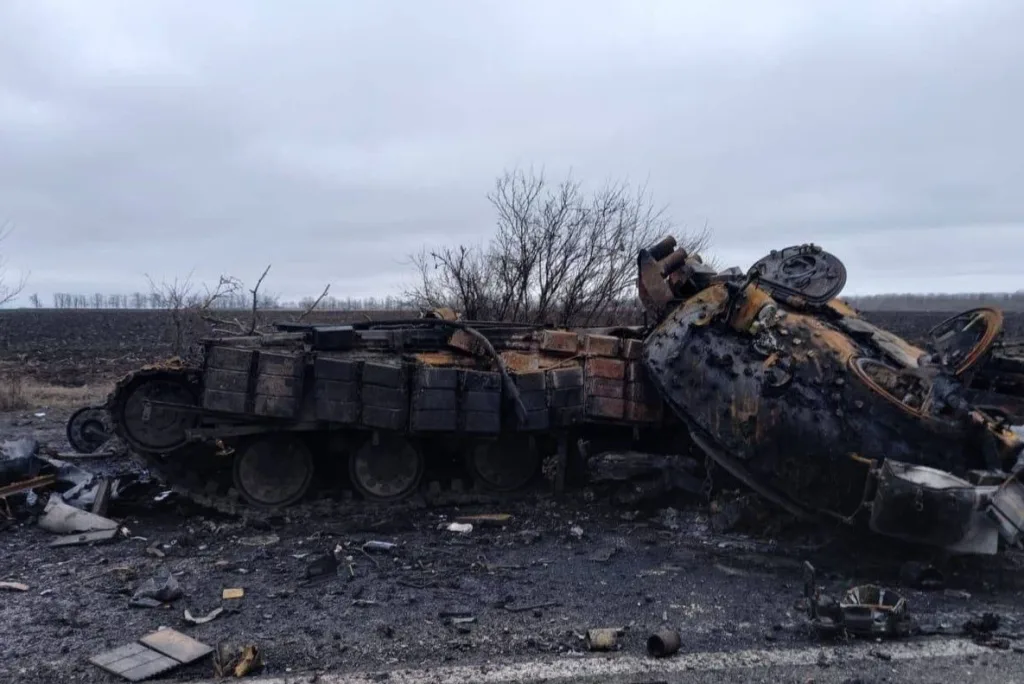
<box><xmin>1</xmin><ymin>0</ymin><xmax>1021</xmax><ymax>306</ymax></box>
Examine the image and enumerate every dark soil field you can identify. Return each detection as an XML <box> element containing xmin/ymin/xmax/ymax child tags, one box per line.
<box><xmin>1</xmin><ymin>308</ymin><xmax>1022</xmax><ymax>388</ymax></box>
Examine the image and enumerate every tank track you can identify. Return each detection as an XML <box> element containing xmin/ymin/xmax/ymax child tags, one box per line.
<box><xmin>105</xmin><ymin>366</ymin><xmax>567</xmax><ymax>522</ymax></box>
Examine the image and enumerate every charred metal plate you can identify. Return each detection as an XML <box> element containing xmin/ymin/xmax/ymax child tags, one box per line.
<box><xmin>411</xmin><ymin>409</ymin><xmax>458</xmax><ymax>431</ymax></box>
<box><xmin>550</xmin><ymin>387</ymin><xmax>583</xmax><ymax>408</ymax></box>
<box><xmin>463</xmin><ymin>390</ymin><xmax>501</xmax><ymax>412</ymax></box>
<box><xmin>517</xmin><ymin>409</ymin><xmax>550</xmax><ymax>431</ymax></box>
<box><xmin>202</xmin><ymin>389</ymin><xmax>247</xmax><ymax>414</ymax></box>
<box><xmin>315</xmin><ymin>357</ymin><xmax>362</xmax><ymax>381</ymax></box>
<box><xmin>517</xmin><ymin>391</ymin><xmax>549</xmax><ymax>412</ymax></box>
<box><xmin>411</xmin><ymin>388</ymin><xmax>457</xmax><ymax>411</ymax></box>
<box><xmin>362</xmin><ymin>406</ymin><xmax>408</xmax><ymax>431</ymax></box>
<box><xmin>258</xmin><ymin>352</ymin><xmax>305</xmax><ymax>377</ymax></box>
<box><xmin>315</xmin><ymin>399</ymin><xmax>359</xmax><ymax>423</ymax></box>
<box><xmin>255</xmin><ymin>374</ymin><xmax>301</xmax><ymax>397</ymax></box>
<box><xmin>363</xmin><ymin>362</ymin><xmax>407</xmax><ymax>388</ymax></box>
<box><xmin>206</xmin><ymin>346</ymin><xmax>254</xmax><ymax>372</ymax></box>
<box><xmin>204</xmin><ymin>369</ymin><xmax>250</xmax><ymax>393</ymax></box>
<box><xmin>139</xmin><ymin>628</ymin><xmax>213</xmax><ymax>664</ymax></box>
<box><xmin>363</xmin><ymin>385</ymin><xmax>408</xmax><ymax>410</ymax></box>
<box><xmin>316</xmin><ymin>380</ymin><xmax>359</xmax><ymax>403</ymax></box>
<box><xmin>252</xmin><ymin>394</ymin><xmax>298</xmax><ymax>418</ymax></box>
<box><xmin>414</xmin><ymin>366</ymin><xmax>459</xmax><ymax>389</ymax></box>
<box><xmin>461</xmin><ymin>370</ymin><xmax>501</xmax><ymax>391</ymax></box>
<box><xmin>461</xmin><ymin>411</ymin><xmax>501</xmax><ymax>433</ymax></box>
<box><xmin>311</xmin><ymin>326</ymin><xmax>356</xmax><ymax>351</ymax></box>
<box><xmin>89</xmin><ymin>642</ymin><xmax>179</xmax><ymax>682</ymax></box>
<box><xmin>548</xmin><ymin>367</ymin><xmax>583</xmax><ymax>390</ymax></box>
<box><xmin>749</xmin><ymin>244</ymin><xmax>846</xmax><ymax>306</ymax></box>
<box><xmin>513</xmin><ymin>371</ymin><xmax>546</xmax><ymax>392</ymax></box>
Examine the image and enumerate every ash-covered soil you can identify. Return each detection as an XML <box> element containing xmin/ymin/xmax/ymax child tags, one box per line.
<box><xmin>2</xmin><ymin>410</ymin><xmax>1023</xmax><ymax>684</ymax></box>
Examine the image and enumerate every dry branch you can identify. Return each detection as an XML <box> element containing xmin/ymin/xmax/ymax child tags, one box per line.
<box><xmin>406</xmin><ymin>167</ymin><xmax>711</xmax><ymax>326</ymax></box>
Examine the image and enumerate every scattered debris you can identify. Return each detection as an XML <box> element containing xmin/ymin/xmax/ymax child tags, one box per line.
<box><xmin>37</xmin><ymin>496</ymin><xmax>118</xmax><ymax>535</ymax></box>
<box><xmin>304</xmin><ymin>552</ymin><xmax>339</xmax><ymax>580</ymax></box>
<box><xmin>585</xmin><ymin>627</ymin><xmax>622</xmax><ymax>651</ymax></box>
<box><xmin>454</xmin><ymin>514</ymin><xmax>512</xmax><ymax>527</ymax></box>
<box><xmin>647</xmin><ymin>629</ymin><xmax>681</xmax><ymax>658</ymax></box>
<box><xmin>362</xmin><ymin>540</ymin><xmax>397</xmax><ymax>553</ymax></box>
<box><xmin>90</xmin><ymin>628</ymin><xmax>213</xmax><ymax>681</ymax></box>
<box><xmin>184</xmin><ymin>607</ymin><xmax>224</xmax><ymax>625</ymax></box>
<box><xmin>445</xmin><ymin>522</ymin><xmax>473</xmax><ymax>534</ymax></box>
<box><xmin>222</xmin><ymin>588</ymin><xmax>245</xmax><ymax>600</ymax></box>
<box><xmin>215</xmin><ymin>643</ymin><xmax>263</xmax><ymax>678</ymax></box>
<box><xmin>803</xmin><ymin>562</ymin><xmax>913</xmax><ymax>640</ymax></box>
<box><xmin>49</xmin><ymin>528</ymin><xmax>121</xmax><ymax>547</ymax></box>
<box><xmin>0</xmin><ymin>581</ymin><xmax>29</xmax><ymax>592</ymax></box>
<box><xmin>132</xmin><ymin>569</ymin><xmax>183</xmax><ymax>604</ymax></box>
<box><xmin>237</xmin><ymin>534</ymin><xmax>279</xmax><ymax>546</ymax></box>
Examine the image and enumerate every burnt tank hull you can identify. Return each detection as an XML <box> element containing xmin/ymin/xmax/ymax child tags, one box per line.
<box><xmin>84</xmin><ymin>235</ymin><xmax>1024</xmax><ymax>553</ymax></box>
<box><xmin>103</xmin><ymin>320</ymin><xmax>671</xmax><ymax>517</ymax></box>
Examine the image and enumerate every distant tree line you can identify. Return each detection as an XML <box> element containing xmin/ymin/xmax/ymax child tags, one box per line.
<box><xmin>40</xmin><ymin>292</ymin><xmax>414</xmax><ymax>311</ymax></box>
<box><xmin>32</xmin><ymin>289</ymin><xmax>1024</xmax><ymax>316</ymax></box>
<box><xmin>845</xmin><ymin>291</ymin><xmax>1024</xmax><ymax>313</ymax></box>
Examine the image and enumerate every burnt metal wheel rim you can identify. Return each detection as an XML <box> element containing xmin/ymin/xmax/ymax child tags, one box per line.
<box><xmin>468</xmin><ymin>436</ymin><xmax>541</xmax><ymax>492</ymax></box>
<box><xmin>233</xmin><ymin>436</ymin><xmax>315</xmax><ymax>509</ymax></box>
<box><xmin>66</xmin><ymin>406</ymin><xmax>111</xmax><ymax>453</ymax></box>
<box><xmin>349</xmin><ymin>434</ymin><xmax>424</xmax><ymax>502</ymax></box>
<box><xmin>120</xmin><ymin>376</ymin><xmax>199</xmax><ymax>452</ymax></box>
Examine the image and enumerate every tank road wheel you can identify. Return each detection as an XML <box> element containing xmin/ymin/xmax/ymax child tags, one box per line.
<box><xmin>467</xmin><ymin>435</ymin><xmax>541</xmax><ymax>492</ymax></box>
<box><xmin>349</xmin><ymin>433</ymin><xmax>424</xmax><ymax>502</ymax></box>
<box><xmin>118</xmin><ymin>373</ymin><xmax>200</xmax><ymax>453</ymax></box>
<box><xmin>66</xmin><ymin>406</ymin><xmax>112</xmax><ymax>453</ymax></box>
<box><xmin>233</xmin><ymin>435</ymin><xmax>315</xmax><ymax>509</ymax></box>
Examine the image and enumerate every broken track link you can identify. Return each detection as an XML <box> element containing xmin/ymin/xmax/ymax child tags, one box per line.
<box><xmin>106</xmin><ymin>367</ymin><xmax>559</xmax><ymax>522</ymax></box>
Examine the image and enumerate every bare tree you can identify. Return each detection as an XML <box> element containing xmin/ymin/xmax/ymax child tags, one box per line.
<box><xmin>202</xmin><ymin>264</ymin><xmax>330</xmax><ymax>335</ymax></box>
<box><xmin>0</xmin><ymin>222</ymin><xmax>28</xmax><ymax>306</ymax></box>
<box><xmin>28</xmin><ymin>293</ymin><xmax>41</xmax><ymax>308</ymax></box>
<box><xmin>407</xmin><ymin>167</ymin><xmax>710</xmax><ymax>326</ymax></box>
<box><xmin>146</xmin><ymin>271</ymin><xmax>243</xmax><ymax>357</ymax></box>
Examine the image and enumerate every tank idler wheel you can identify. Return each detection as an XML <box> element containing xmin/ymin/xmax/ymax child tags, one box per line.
<box><xmin>119</xmin><ymin>374</ymin><xmax>199</xmax><ymax>453</ymax></box>
<box><xmin>67</xmin><ymin>406</ymin><xmax>112</xmax><ymax>453</ymax></box>
<box><xmin>233</xmin><ymin>435</ymin><xmax>315</xmax><ymax>509</ymax></box>
<box><xmin>467</xmin><ymin>435</ymin><xmax>541</xmax><ymax>492</ymax></box>
<box><xmin>349</xmin><ymin>432</ymin><xmax>424</xmax><ymax>502</ymax></box>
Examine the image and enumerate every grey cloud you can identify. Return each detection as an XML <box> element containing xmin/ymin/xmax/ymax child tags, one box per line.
<box><xmin>1</xmin><ymin>0</ymin><xmax>1022</xmax><ymax>305</ymax></box>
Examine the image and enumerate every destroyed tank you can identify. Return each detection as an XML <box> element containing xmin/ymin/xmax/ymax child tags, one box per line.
<box><xmin>100</xmin><ymin>312</ymin><xmax>672</xmax><ymax>516</ymax></box>
<box><xmin>81</xmin><ymin>235</ymin><xmax>1024</xmax><ymax>554</ymax></box>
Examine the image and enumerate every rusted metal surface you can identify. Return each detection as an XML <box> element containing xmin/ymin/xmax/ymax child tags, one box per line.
<box><xmin>639</xmin><ymin>235</ymin><xmax>1023</xmax><ymax>550</ymax></box>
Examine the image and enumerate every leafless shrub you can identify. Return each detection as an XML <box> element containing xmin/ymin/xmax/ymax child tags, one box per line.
<box><xmin>407</xmin><ymin>167</ymin><xmax>711</xmax><ymax>326</ymax></box>
<box><xmin>145</xmin><ymin>271</ymin><xmax>242</xmax><ymax>357</ymax></box>
<box><xmin>145</xmin><ymin>265</ymin><xmax>331</xmax><ymax>355</ymax></box>
<box><xmin>0</xmin><ymin>222</ymin><xmax>28</xmax><ymax>307</ymax></box>
<box><xmin>0</xmin><ymin>373</ymin><xmax>27</xmax><ymax>411</ymax></box>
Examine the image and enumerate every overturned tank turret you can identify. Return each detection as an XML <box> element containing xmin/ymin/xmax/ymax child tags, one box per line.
<box><xmin>638</xmin><ymin>237</ymin><xmax>1024</xmax><ymax>555</ymax></box>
